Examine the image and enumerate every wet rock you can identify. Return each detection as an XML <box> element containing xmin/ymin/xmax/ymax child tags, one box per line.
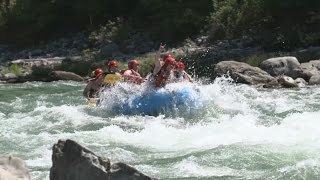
<box><xmin>277</xmin><ymin>76</ymin><xmax>298</xmax><ymax>88</ymax></box>
<box><xmin>213</xmin><ymin>61</ymin><xmax>275</xmax><ymax>84</ymax></box>
<box><xmin>50</xmin><ymin>139</ymin><xmax>154</xmax><ymax>180</ymax></box>
<box><xmin>0</xmin><ymin>155</ymin><xmax>31</xmax><ymax>180</ymax></box>
<box><xmin>260</xmin><ymin>56</ymin><xmax>301</xmax><ymax>78</ymax></box>
<box><xmin>309</xmin><ymin>74</ymin><xmax>320</xmax><ymax>85</ymax></box>
<box><xmin>294</xmin><ymin>78</ymin><xmax>306</xmax><ymax>88</ymax></box>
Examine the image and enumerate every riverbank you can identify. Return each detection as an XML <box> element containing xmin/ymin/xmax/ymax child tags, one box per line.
<box><xmin>0</xmin><ymin>33</ymin><xmax>320</xmax><ymax>87</ymax></box>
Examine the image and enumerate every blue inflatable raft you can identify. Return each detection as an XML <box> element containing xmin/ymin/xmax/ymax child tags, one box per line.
<box><xmin>112</xmin><ymin>86</ymin><xmax>201</xmax><ymax>116</ymax></box>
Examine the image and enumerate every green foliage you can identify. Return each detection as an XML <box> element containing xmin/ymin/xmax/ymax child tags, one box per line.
<box><xmin>135</xmin><ymin>53</ymin><xmax>156</xmax><ymax>77</ymax></box>
<box><xmin>89</xmin><ymin>18</ymin><xmax>132</xmax><ymax>46</ymax></box>
<box><xmin>209</xmin><ymin>0</ymin><xmax>320</xmax><ymax>50</ymax></box>
<box><xmin>0</xmin><ymin>0</ymin><xmax>213</xmax><ymax>45</ymax></box>
<box><xmin>3</xmin><ymin>63</ymin><xmax>22</xmax><ymax>75</ymax></box>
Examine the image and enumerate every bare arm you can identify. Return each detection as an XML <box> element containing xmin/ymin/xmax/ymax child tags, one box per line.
<box><xmin>183</xmin><ymin>71</ymin><xmax>193</xmax><ymax>82</ymax></box>
<box><xmin>153</xmin><ymin>44</ymin><xmax>165</xmax><ymax>75</ymax></box>
<box><xmin>83</xmin><ymin>81</ymin><xmax>93</xmax><ymax>98</ymax></box>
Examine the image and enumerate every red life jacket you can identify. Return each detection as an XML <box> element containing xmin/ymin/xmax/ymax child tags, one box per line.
<box><xmin>154</xmin><ymin>68</ymin><xmax>170</xmax><ymax>87</ymax></box>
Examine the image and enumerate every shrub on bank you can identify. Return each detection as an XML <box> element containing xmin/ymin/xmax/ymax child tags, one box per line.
<box><xmin>208</xmin><ymin>0</ymin><xmax>320</xmax><ymax>50</ymax></box>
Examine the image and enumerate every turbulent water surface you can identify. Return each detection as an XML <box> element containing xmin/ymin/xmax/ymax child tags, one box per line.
<box><xmin>1</xmin><ymin>79</ymin><xmax>320</xmax><ymax>180</ymax></box>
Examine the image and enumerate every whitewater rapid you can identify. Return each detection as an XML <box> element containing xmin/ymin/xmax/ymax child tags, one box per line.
<box><xmin>1</xmin><ymin>79</ymin><xmax>320</xmax><ymax>179</ymax></box>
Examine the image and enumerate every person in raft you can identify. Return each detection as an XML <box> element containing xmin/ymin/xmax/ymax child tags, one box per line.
<box><xmin>173</xmin><ymin>61</ymin><xmax>193</xmax><ymax>83</ymax></box>
<box><xmin>121</xmin><ymin>59</ymin><xmax>145</xmax><ymax>84</ymax></box>
<box><xmin>152</xmin><ymin>44</ymin><xmax>176</xmax><ymax>87</ymax></box>
<box><xmin>103</xmin><ymin>60</ymin><xmax>122</xmax><ymax>87</ymax></box>
<box><xmin>83</xmin><ymin>68</ymin><xmax>104</xmax><ymax>99</ymax></box>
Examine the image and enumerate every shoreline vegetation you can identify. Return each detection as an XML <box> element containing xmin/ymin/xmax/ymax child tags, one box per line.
<box><xmin>0</xmin><ymin>0</ymin><xmax>319</xmax><ymax>86</ymax></box>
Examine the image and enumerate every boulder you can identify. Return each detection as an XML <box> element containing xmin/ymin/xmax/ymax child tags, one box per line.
<box><xmin>277</xmin><ymin>76</ymin><xmax>298</xmax><ymax>88</ymax></box>
<box><xmin>49</xmin><ymin>71</ymin><xmax>84</xmax><ymax>81</ymax></box>
<box><xmin>309</xmin><ymin>75</ymin><xmax>320</xmax><ymax>85</ymax></box>
<box><xmin>0</xmin><ymin>155</ymin><xmax>31</xmax><ymax>180</ymax></box>
<box><xmin>294</xmin><ymin>78</ymin><xmax>306</xmax><ymax>88</ymax></box>
<box><xmin>299</xmin><ymin>61</ymin><xmax>320</xmax><ymax>81</ymax></box>
<box><xmin>259</xmin><ymin>56</ymin><xmax>301</xmax><ymax>78</ymax></box>
<box><xmin>213</xmin><ymin>61</ymin><xmax>275</xmax><ymax>84</ymax></box>
<box><xmin>50</xmin><ymin>139</ymin><xmax>154</xmax><ymax>180</ymax></box>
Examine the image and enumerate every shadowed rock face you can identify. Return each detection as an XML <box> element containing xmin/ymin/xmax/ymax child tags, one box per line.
<box><xmin>50</xmin><ymin>139</ymin><xmax>154</xmax><ymax>180</ymax></box>
<box><xmin>0</xmin><ymin>156</ymin><xmax>30</xmax><ymax>180</ymax></box>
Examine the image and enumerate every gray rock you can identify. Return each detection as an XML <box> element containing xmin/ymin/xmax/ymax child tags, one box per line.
<box><xmin>260</xmin><ymin>56</ymin><xmax>301</xmax><ymax>78</ymax></box>
<box><xmin>213</xmin><ymin>61</ymin><xmax>275</xmax><ymax>84</ymax></box>
<box><xmin>294</xmin><ymin>78</ymin><xmax>306</xmax><ymax>88</ymax></box>
<box><xmin>0</xmin><ymin>155</ymin><xmax>31</xmax><ymax>180</ymax></box>
<box><xmin>50</xmin><ymin>139</ymin><xmax>154</xmax><ymax>180</ymax></box>
<box><xmin>49</xmin><ymin>71</ymin><xmax>84</xmax><ymax>81</ymax></box>
<box><xmin>277</xmin><ymin>76</ymin><xmax>298</xmax><ymax>88</ymax></box>
<box><xmin>299</xmin><ymin>60</ymin><xmax>320</xmax><ymax>81</ymax></box>
<box><xmin>309</xmin><ymin>75</ymin><xmax>320</xmax><ymax>85</ymax></box>
<box><xmin>4</xmin><ymin>73</ymin><xmax>17</xmax><ymax>80</ymax></box>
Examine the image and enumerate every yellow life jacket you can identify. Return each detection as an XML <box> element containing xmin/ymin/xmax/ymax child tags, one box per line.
<box><xmin>85</xmin><ymin>98</ymin><xmax>98</xmax><ymax>106</ymax></box>
<box><xmin>103</xmin><ymin>73</ymin><xmax>122</xmax><ymax>84</ymax></box>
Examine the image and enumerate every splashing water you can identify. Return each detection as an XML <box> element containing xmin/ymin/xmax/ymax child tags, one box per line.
<box><xmin>0</xmin><ymin>79</ymin><xmax>320</xmax><ymax>179</ymax></box>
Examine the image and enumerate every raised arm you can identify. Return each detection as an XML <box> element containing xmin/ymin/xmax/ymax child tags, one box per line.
<box><xmin>183</xmin><ymin>71</ymin><xmax>194</xmax><ymax>82</ymax></box>
<box><xmin>153</xmin><ymin>43</ymin><xmax>165</xmax><ymax>75</ymax></box>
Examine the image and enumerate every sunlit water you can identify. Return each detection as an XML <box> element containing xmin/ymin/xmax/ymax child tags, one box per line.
<box><xmin>1</xmin><ymin>79</ymin><xmax>320</xmax><ymax>180</ymax></box>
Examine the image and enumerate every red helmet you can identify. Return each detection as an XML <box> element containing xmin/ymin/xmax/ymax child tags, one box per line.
<box><xmin>94</xmin><ymin>68</ymin><xmax>104</xmax><ymax>78</ymax></box>
<box><xmin>163</xmin><ymin>56</ymin><xmax>176</xmax><ymax>68</ymax></box>
<box><xmin>128</xmin><ymin>59</ymin><xmax>139</xmax><ymax>69</ymax></box>
<box><xmin>175</xmin><ymin>61</ymin><xmax>185</xmax><ymax>69</ymax></box>
<box><xmin>106</xmin><ymin>60</ymin><xmax>118</xmax><ymax>68</ymax></box>
<box><xmin>162</xmin><ymin>53</ymin><xmax>172</xmax><ymax>60</ymax></box>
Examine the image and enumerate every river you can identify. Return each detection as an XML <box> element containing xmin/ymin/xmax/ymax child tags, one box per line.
<box><xmin>1</xmin><ymin>79</ymin><xmax>320</xmax><ymax>179</ymax></box>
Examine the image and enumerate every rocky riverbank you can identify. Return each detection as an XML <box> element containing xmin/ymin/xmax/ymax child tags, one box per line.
<box><xmin>0</xmin><ymin>32</ymin><xmax>319</xmax><ymax>87</ymax></box>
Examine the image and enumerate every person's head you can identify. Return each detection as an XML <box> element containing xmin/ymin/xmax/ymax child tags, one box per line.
<box><xmin>175</xmin><ymin>61</ymin><xmax>185</xmax><ymax>72</ymax></box>
<box><xmin>128</xmin><ymin>59</ymin><xmax>139</xmax><ymax>71</ymax></box>
<box><xmin>162</xmin><ymin>56</ymin><xmax>176</xmax><ymax>71</ymax></box>
<box><xmin>105</xmin><ymin>60</ymin><xmax>118</xmax><ymax>73</ymax></box>
<box><xmin>162</xmin><ymin>53</ymin><xmax>172</xmax><ymax>61</ymax></box>
<box><xmin>94</xmin><ymin>68</ymin><xmax>104</xmax><ymax>78</ymax></box>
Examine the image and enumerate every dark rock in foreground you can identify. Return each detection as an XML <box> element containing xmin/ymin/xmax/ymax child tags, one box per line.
<box><xmin>0</xmin><ymin>155</ymin><xmax>31</xmax><ymax>180</ymax></box>
<box><xmin>50</xmin><ymin>139</ymin><xmax>154</xmax><ymax>180</ymax></box>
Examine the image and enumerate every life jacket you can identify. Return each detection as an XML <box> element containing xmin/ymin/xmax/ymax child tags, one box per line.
<box><xmin>103</xmin><ymin>73</ymin><xmax>122</xmax><ymax>85</ymax></box>
<box><xmin>154</xmin><ymin>68</ymin><xmax>170</xmax><ymax>87</ymax></box>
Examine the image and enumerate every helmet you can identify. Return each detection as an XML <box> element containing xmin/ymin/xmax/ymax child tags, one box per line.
<box><xmin>94</xmin><ymin>68</ymin><xmax>104</xmax><ymax>78</ymax></box>
<box><xmin>128</xmin><ymin>59</ymin><xmax>139</xmax><ymax>69</ymax></box>
<box><xmin>175</xmin><ymin>61</ymin><xmax>185</xmax><ymax>69</ymax></box>
<box><xmin>163</xmin><ymin>56</ymin><xmax>176</xmax><ymax>68</ymax></box>
<box><xmin>162</xmin><ymin>53</ymin><xmax>172</xmax><ymax>60</ymax></box>
<box><xmin>106</xmin><ymin>60</ymin><xmax>118</xmax><ymax>68</ymax></box>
